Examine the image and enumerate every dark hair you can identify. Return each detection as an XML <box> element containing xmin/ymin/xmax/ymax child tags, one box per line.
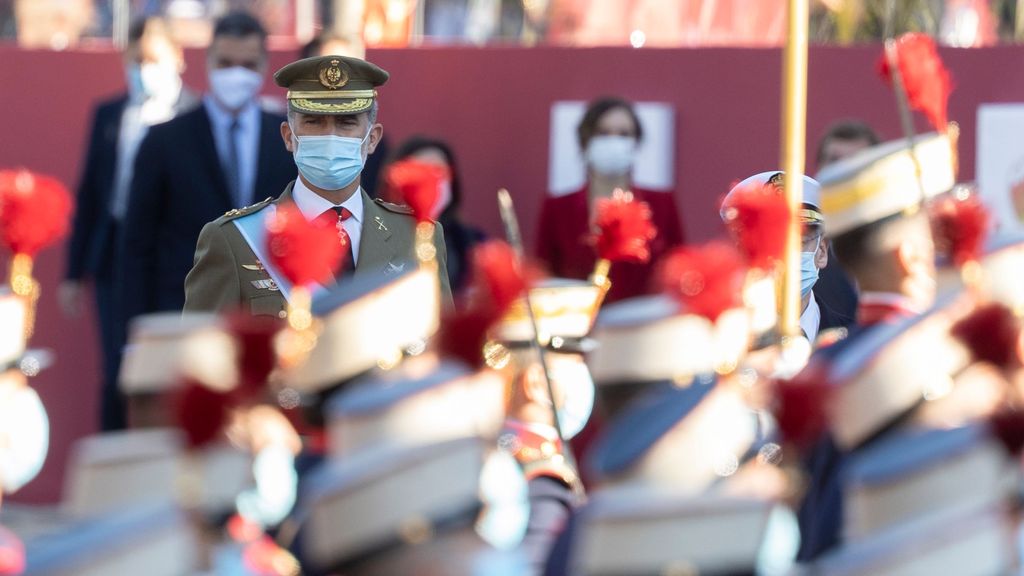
<box><xmin>390</xmin><ymin>136</ymin><xmax>463</xmax><ymax>217</ymax></box>
<box><xmin>577</xmin><ymin>96</ymin><xmax>644</xmax><ymax>150</ymax></box>
<box><xmin>300</xmin><ymin>34</ymin><xmax>325</xmax><ymax>60</ymax></box>
<box><xmin>212</xmin><ymin>11</ymin><xmax>268</xmax><ymax>46</ymax></box>
<box><xmin>300</xmin><ymin>31</ymin><xmax>359</xmax><ymax>60</ymax></box>
<box><xmin>815</xmin><ymin>119</ymin><xmax>880</xmax><ymax>167</ymax></box>
<box><xmin>127</xmin><ymin>16</ymin><xmax>173</xmax><ymax>47</ymax></box>
<box><xmin>831</xmin><ymin>210</ymin><xmax>927</xmax><ymax>278</ymax></box>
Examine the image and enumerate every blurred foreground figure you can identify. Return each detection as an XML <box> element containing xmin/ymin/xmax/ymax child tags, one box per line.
<box><xmin>791</xmin><ymin>207</ymin><xmax>1024</xmax><ymax>574</ymax></box>
<box><xmin>545</xmin><ymin>240</ymin><xmax>801</xmax><ymax>575</ymax></box>
<box><xmin>62</xmin><ymin>15</ymin><xmax>197</xmax><ymax>432</ymax></box>
<box><xmin>792</xmin><ymin>131</ymin><xmax>954</xmax><ymax>561</ymax></box>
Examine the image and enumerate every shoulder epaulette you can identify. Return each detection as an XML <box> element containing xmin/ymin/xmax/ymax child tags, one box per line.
<box><xmin>373</xmin><ymin>198</ymin><xmax>414</xmax><ymax>215</ymax></box>
<box><xmin>220</xmin><ymin>197</ymin><xmax>274</xmax><ymax>221</ymax></box>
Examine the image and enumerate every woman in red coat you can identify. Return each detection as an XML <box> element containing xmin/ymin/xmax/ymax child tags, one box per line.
<box><xmin>535</xmin><ymin>97</ymin><xmax>684</xmax><ymax>303</ymax></box>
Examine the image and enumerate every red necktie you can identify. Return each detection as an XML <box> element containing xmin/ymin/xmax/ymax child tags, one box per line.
<box><xmin>328</xmin><ymin>206</ymin><xmax>356</xmax><ymax>275</ymax></box>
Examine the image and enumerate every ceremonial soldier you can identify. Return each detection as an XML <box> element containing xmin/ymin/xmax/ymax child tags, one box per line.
<box><xmin>184</xmin><ymin>55</ymin><xmax>453</xmax><ymax>316</ymax></box>
<box><xmin>486</xmin><ymin>278</ymin><xmax>606</xmax><ymax>572</ymax></box>
<box><xmin>791</xmin><ymin>227</ymin><xmax>1024</xmax><ymax>572</ymax></box>
<box><xmin>793</xmin><ymin>131</ymin><xmax>955</xmax><ymax>561</ymax></box>
<box><xmin>542</xmin><ymin>253</ymin><xmax>800</xmax><ymax>575</ymax></box>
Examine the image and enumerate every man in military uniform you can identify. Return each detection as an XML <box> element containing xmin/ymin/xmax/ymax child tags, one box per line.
<box><xmin>184</xmin><ymin>55</ymin><xmax>452</xmax><ymax>316</ymax></box>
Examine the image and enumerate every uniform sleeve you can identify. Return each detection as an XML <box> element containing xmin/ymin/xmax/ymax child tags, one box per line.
<box><xmin>183</xmin><ymin>221</ymin><xmax>242</xmax><ymax>313</ymax></box>
<box><xmin>432</xmin><ymin>221</ymin><xmax>455</xmax><ymax>310</ymax></box>
<box><xmin>521</xmin><ymin>476</ymin><xmax>575</xmax><ymax>572</ymax></box>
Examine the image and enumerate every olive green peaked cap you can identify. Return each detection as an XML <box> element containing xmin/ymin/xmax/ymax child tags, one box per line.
<box><xmin>274</xmin><ymin>55</ymin><xmax>389</xmax><ymax>115</ymax></box>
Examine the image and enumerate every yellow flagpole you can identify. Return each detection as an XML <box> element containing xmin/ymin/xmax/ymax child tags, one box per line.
<box><xmin>779</xmin><ymin>0</ymin><xmax>809</xmax><ymax>341</ymax></box>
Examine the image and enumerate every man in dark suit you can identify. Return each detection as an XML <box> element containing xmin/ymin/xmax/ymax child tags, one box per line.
<box><xmin>121</xmin><ymin>11</ymin><xmax>296</xmax><ymax>327</ymax></box>
<box><xmin>61</xmin><ymin>16</ymin><xmax>197</xmax><ymax>431</ymax></box>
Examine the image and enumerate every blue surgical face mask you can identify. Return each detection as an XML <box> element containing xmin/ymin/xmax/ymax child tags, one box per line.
<box><xmin>800</xmin><ymin>235</ymin><xmax>821</xmax><ymax>298</ymax></box>
<box><xmin>291</xmin><ymin>123</ymin><xmax>371</xmax><ymax>191</ymax></box>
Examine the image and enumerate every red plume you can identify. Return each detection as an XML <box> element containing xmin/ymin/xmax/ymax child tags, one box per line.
<box><xmin>950</xmin><ymin>302</ymin><xmax>1020</xmax><ymax>369</ymax></box>
<box><xmin>591</xmin><ymin>191</ymin><xmax>658</xmax><ymax>263</ymax></box>
<box><xmin>772</xmin><ymin>361</ymin><xmax>833</xmax><ymax>450</ymax></box>
<box><xmin>226</xmin><ymin>312</ymin><xmax>282</xmax><ymax>396</ymax></box>
<box><xmin>988</xmin><ymin>408</ymin><xmax>1024</xmax><ymax>455</ymax></box>
<box><xmin>656</xmin><ymin>241</ymin><xmax>746</xmax><ymax>322</ymax></box>
<box><xmin>176</xmin><ymin>378</ymin><xmax>231</xmax><ymax>449</ymax></box>
<box><xmin>0</xmin><ymin>169</ymin><xmax>73</xmax><ymax>257</ymax></box>
<box><xmin>383</xmin><ymin>159</ymin><xmax>450</xmax><ymax>223</ymax></box>
<box><xmin>928</xmin><ymin>191</ymin><xmax>990</xmax><ymax>268</ymax></box>
<box><xmin>878</xmin><ymin>33</ymin><xmax>953</xmax><ymax>131</ymax></box>
<box><xmin>720</xmin><ymin>179</ymin><xmax>792</xmax><ymax>270</ymax></box>
<box><xmin>439</xmin><ymin>240</ymin><xmax>534</xmax><ymax>367</ymax></box>
<box><xmin>265</xmin><ymin>203</ymin><xmax>343</xmax><ymax>287</ymax></box>
<box><xmin>439</xmin><ymin>309</ymin><xmax>499</xmax><ymax>368</ymax></box>
<box><xmin>472</xmin><ymin>240</ymin><xmax>531</xmax><ymax>311</ymax></box>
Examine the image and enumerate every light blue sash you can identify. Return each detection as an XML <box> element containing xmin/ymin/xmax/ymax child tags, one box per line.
<box><xmin>233</xmin><ymin>205</ymin><xmax>331</xmax><ymax>305</ymax></box>
<box><xmin>233</xmin><ymin>206</ymin><xmax>295</xmax><ymax>303</ymax></box>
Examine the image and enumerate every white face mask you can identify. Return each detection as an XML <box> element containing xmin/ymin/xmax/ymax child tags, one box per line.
<box><xmin>139</xmin><ymin>61</ymin><xmax>181</xmax><ymax>102</ymax></box>
<box><xmin>431</xmin><ymin>178</ymin><xmax>452</xmax><ymax>219</ymax></box>
<box><xmin>208</xmin><ymin>66</ymin><xmax>264</xmax><ymax>111</ymax></box>
<box><xmin>585</xmin><ymin>135</ymin><xmax>637</xmax><ymax>176</ymax></box>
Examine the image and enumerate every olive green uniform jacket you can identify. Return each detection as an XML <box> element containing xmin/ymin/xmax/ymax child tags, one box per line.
<box><xmin>183</xmin><ymin>183</ymin><xmax>453</xmax><ymax>317</ymax></box>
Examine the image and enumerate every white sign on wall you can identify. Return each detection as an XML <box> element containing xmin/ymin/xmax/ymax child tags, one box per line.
<box><xmin>547</xmin><ymin>101</ymin><xmax>676</xmax><ymax>196</ymax></box>
<box><xmin>977</xmin><ymin>103</ymin><xmax>1024</xmax><ymax>232</ymax></box>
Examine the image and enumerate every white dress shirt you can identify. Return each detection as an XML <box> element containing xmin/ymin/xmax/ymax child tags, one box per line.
<box><xmin>800</xmin><ymin>291</ymin><xmax>821</xmax><ymax>343</ymax></box>
<box><xmin>109</xmin><ymin>86</ymin><xmax>181</xmax><ymax>220</ymax></box>
<box><xmin>291</xmin><ymin>177</ymin><xmax>364</xmax><ymax>266</ymax></box>
<box><xmin>203</xmin><ymin>95</ymin><xmax>260</xmax><ymax>207</ymax></box>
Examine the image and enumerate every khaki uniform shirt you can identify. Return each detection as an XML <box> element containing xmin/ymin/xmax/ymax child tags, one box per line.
<box><xmin>183</xmin><ymin>183</ymin><xmax>453</xmax><ymax>317</ymax></box>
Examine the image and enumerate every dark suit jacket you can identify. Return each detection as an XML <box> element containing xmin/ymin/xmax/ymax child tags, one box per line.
<box><xmin>120</xmin><ymin>104</ymin><xmax>296</xmax><ymax>321</ymax></box>
<box><xmin>813</xmin><ymin>246</ymin><xmax>859</xmax><ymax>329</ymax></box>
<box><xmin>66</xmin><ymin>91</ymin><xmax>198</xmax><ymax>281</ymax></box>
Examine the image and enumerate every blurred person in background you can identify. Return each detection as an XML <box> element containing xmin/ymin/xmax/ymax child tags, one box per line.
<box><xmin>810</xmin><ymin>118</ymin><xmax>881</xmax><ymax>329</ymax></box>
<box><xmin>61</xmin><ymin>16</ymin><xmax>197</xmax><ymax>431</ymax></box>
<box><xmin>816</xmin><ymin>119</ymin><xmax>879</xmax><ymax>169</ymax></box>
<box><xmin>120</xmin><ymin>11</ymin><xmax>295</xmax><ymax>331</ymax></box>
<box><xmin>387</xmin><ymin>136</ymin><xmax>486</xmax><ymax>294</ymax></box>
<box><xmin>535</xmin><ymin>96</ymin><xmax>683</xmax><ymax>303</ymax></box>
<box><xmin>300</xmin><ymin>31</ymin><xmax>388</xmax><ymax>197</ymax></box>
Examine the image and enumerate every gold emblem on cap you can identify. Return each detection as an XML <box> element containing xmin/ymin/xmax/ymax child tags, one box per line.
<box><xmin>318</xmin><ymin>58</ymin><xmax>348</xmax><ymax>89</ymax></box>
